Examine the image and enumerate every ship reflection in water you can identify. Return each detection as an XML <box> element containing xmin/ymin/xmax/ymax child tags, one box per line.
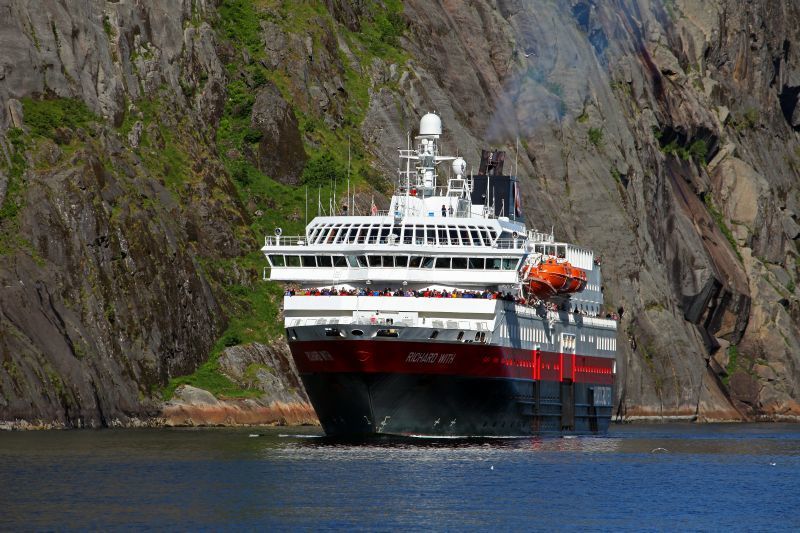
<box><xmin>2</xmin><ymin>424</ymin><xmax>799</xmax><ymax>530</ymax></box>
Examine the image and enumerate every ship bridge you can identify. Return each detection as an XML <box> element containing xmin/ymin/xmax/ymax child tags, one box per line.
<box><xmin>262</xmin><ymin>215</ymin><xmax>527</xmax><ymax>287</ymax></box>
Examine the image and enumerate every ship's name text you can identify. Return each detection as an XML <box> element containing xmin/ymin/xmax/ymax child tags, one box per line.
<box><xmin>406</xmin><ymin>352</ymin><xmax>455</xmax><ymax>365</ymax></box>
<box><xmin>305</xmin><ymin>350</ymin><xmax>333</xmax><ymax>362</ymax></box>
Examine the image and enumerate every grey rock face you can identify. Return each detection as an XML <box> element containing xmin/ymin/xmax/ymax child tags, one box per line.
<box><xmin>218</xmin><ymin>342</ymin><xmax>309</xmax><ymax>405</ymax></box>
<box><xmin>249</xmin><ymin>82</ymin><xmax>307</xmax><ymax>185</ymax></box>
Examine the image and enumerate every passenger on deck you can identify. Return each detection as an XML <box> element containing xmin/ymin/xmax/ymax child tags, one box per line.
<box><xmin>441</xmin><ymin>204</ymin><xmax>447</xmax><ymax>217</ymax></box>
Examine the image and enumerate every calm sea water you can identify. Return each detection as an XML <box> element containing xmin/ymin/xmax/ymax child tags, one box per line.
<box><xmin>1</xmin><ymin>423</ymin><xmax>799</xmax><ymax>531</ymax></box>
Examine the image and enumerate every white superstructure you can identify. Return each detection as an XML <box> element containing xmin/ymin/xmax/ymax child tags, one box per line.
<box><xmin>261</xmin><ymin>113</ymin><xmax>616</xmax><ymax>352</ymax></box>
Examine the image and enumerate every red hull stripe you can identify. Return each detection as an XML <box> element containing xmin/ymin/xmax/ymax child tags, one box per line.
<box><xmin>290</xmin><ymin>339</ymin><xmax>614</xmax><ymax>385</ymax></box>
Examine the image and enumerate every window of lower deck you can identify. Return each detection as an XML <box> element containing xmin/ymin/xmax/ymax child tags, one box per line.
<box><xmin>268</xmin><ymin>255</ymin><xmax>285</xmax><ymax>267</ymax></box>
<box><xmin>435</xmin><ymin>257</ymin><xmax>451</xmax><ymax>268</ymax></box>
<box><xmin>409</xmin><ymin>256</ymin><xmax>423</xmax><ymax>268</ymax></box>
<box><xmin>502</xmin><ymin>258</ymin><xmax>518</xmax><ymax>270</ymax></box>
<box><xmin>395</xmin><ymin>256</ymin><xmax>409</xmax><ymax>267</ymax></box>
<box><xmin>367</xmin><ymin>255</ymin><xmax>382</xmax><ymax>267</ymax></box>
<box><xmin>332</xmin><ymin>256</ymin><xmax>347</xmax><ymax>267</ymax></box>
<box><xmin>381</xmin><ymin>256</ymin><xmax>395</xmax><ymax>267</ymax></box>
<box><xmin>285</xmin><ymin>255</ymin><xmax>301</xmax><ymax>267</ymax></box>
<box><xmin>317</xmin><ymin>256</ymin><xmax>333</xmax><ymax>267</ymax></box>
<box><xmin>486</xmin><ymin>258</ymin><xmax>502</xmax><ymax>270</ymax></box>
<box><xmin>420</xmin><ymin>256</ymin><xmax>435</xmax><ymax>268</ymax></box>
<box><xmin>468</xmin><ymin>257</ymin><xmax>484</xmax><ymax>269</ymax></box>
<box><xmin>451</xmin><ymin>257</ymin><xmax>468</xmax><ymax>269</ymax></box>
<box><xmin>301</xmin><ymin>256</ymin><xmax>316</xmax><ymax>267</ymax></box>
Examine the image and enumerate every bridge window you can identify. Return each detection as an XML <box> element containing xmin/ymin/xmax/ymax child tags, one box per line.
<box><xmin>402</xmin><ymin>226</ymin><xmax>413</xmax><ymax>244</ymax></box>
<box><xmin>459</xmin><ymin>228</ymin><xmax>471</xmax><ymax>244</ymax></box>
<box><xmin>268</xmin><ymin>255</ymin><xmax>285</xmax><ymax>267</ymax></box>
<box><xmin>425</xmin><ymin>227</ymin><xmax>435</xmax><ymax>244</ymax></box>
<box><xmin>449</xmin><ymin>228</ymin><xmax>460</xmax><ymax>245</ymax></box>
<box><xmin>414</xmin><ymin>226</ymin><xmax>425</xmax><ymax>245</ymax></box>
<box><xmin>469</xmin><ymin>228</ymin><xmax>481</xmax><ymax>244</ymax></box>
<box><xmin>379</xmin><ymin>227</ymin><xmax>391</xmax><ymax>244</ymax></box>
<box><xmin>334</xmin><ymin>226</ymin><xmax>347</xmax><ymax>243</ymax></box>
<box><xmin>480</xmin><ymin>228</ymin><xmax>491</xmax><ymax>245</ymax></box>
<box><xmin>437</xmin><ymin>226</ymin><xmax>448</xmax><ymax>245</ymax></box>
<box><xmin>355</xmin><ymin>226</ymin><xmax>368</xmax><ymax>244</ymax></box>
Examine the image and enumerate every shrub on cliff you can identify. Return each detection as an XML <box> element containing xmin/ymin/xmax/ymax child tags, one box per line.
<box><xmin>301</xmin><ymin>152</ymin><xmax>346</xmax><ymax>186</ymax></box>
<box><xmin>21</xmin><ymin>97</ymin><xmax>97</xmax><ymax>138</ymax></box>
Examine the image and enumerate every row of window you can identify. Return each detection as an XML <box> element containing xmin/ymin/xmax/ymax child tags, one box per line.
<box><xmin>307</xmin><ymin>223</ymin><xmax>500</xmax><ymax>246</ymax></box>
<box><xmin>268</xmin><ymin>254</ymin><xmax>520</xmax><ymax>270</ymax></box>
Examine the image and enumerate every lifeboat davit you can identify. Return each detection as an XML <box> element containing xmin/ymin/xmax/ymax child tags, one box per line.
<box><xmin>521</xmin><ymin>258</ymin><xmax>587</xmax><ymax>300</ymax></box>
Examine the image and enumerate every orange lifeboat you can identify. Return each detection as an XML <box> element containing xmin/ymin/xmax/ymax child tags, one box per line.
<box><xmin>521</xmin><ymin>258</ymin><xmax>588</xmax><ymax>300</ymax></box>
<box><xmin>526</xmin><ymin>275</ymin><xmax>557</xmax><ymax>299</ymax></box>
<box><xmin>520</xmin><ymin>262</ymin><xmax>556</xmax><ymax>299</ymax></box>
<box><xmin>561</xmin><ymin>265</ymin><xmax>587</xmax><ymax>293</ymax></box>
<box><xmin>535</xmin><ymin>258</ymin><xmax>572</xmax><ymax>292</ymax></box>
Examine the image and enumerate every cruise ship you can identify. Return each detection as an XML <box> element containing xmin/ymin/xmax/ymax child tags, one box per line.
<box><xmin>261</xmin><ymin>113</ymin><xmax>617</xmax><ymax>437</ymax></box>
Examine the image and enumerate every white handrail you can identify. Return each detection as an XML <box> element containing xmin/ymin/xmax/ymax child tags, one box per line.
<box><xmin>262</xmin><ymin>235</ymin><xmax>527</xmax><ymax>249</ymax></box>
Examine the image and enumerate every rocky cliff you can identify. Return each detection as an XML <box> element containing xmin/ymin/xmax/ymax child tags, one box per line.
<box><xmin>0</xmin><ymin>0</ymin><xmax>798</xmax><ymax>427</ymax></box>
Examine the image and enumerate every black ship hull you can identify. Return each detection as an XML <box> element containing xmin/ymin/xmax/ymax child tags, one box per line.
<box><xmin>302</xmin><ymin>372</ymin><xmax>611</xmax><ymax>437</ymax></box>
<box><xmin>290</xmin><ymin>334</ymin><xmax>614</xmax><ymax>437</ymax></box>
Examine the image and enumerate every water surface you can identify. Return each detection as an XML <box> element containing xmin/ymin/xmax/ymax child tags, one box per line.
<box><xmin>2</xmin><ymin>423</ymin><xmax>798</xmax><ymax>530</ymax></box>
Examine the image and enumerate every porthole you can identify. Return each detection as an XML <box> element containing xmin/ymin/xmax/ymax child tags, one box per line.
<box><xmin>351</xmin><ymin>329</ymin><xmax>364</xmax><ymax>336</ymax></box>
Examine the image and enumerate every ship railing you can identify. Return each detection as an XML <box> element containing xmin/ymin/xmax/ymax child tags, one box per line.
<box><xmin>263</xmin><ymin>235</ymin><xmax>527</xmax><ymax>249</ymax></box>
<box><xmin>288</xmin><ymin>316</ymin><xmax>493</xmax><ymax>332</ymax></box>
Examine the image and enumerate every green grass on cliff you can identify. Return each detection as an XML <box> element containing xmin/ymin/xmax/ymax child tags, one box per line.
<box><xmin>21</xmin><ymin>97</ymin><xmax>97</xmax><ymax>138</ymax></box>
<box><xmin>722</xmin><ymin>344</ymin><xmax>739</xmax><ymax>387</ymax></box>
<box><xmin>704</xmin><ymin>193</ymin><xmax>743</xmax><ymax>263</ymax></box>
<box><xmin>0</xmin><ymin>128</ymin><xmax>33</xmax><ymax>255</ymax></box>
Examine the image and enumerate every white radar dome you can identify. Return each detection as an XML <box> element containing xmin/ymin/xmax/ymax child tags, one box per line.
<box><xmin>452</xmin><ymin>157</ymin><xmax>466</xmax><ymax>177</ymax></box>
<box><xmin>419</xmin><ymin>113</ymin><xmax>442</xmax><ymax>136</ymax></box>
